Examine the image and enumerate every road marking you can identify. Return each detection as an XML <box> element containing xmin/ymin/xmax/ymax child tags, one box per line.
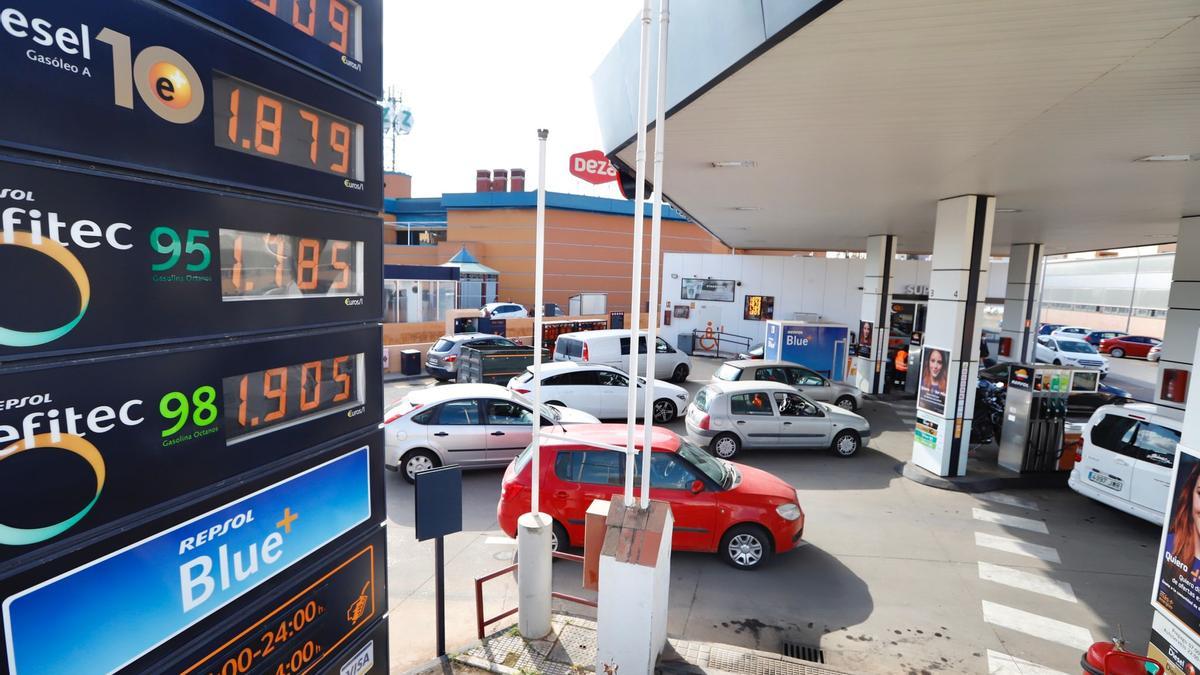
<box><xmin>981</xmin><ymin>600</ymin><xmax>1093</xmax><ymax>651</ymax></box>
<box><xmin>978</xmin><ymin>562</ymin><xmax>1077</xmax><ymax>603</ymax></box>
<box><xmin>973</xmin><ymin>508</ymin><xmax>1049</xmax><ymax>534</ymax></box>
<box><xmin>485</xmin><ymin>536</ymin><xmax>517</xmax><ymax>546</ymax></box>
<box><xmin>976</xmin><ymin>492</ymin><xmax>1040</xmax><ymax>511</ymax></box>
<box><xmin>986</xmin><ymin>649</ymin><xmax>1069</xmax><ymax>675</ymax></box>
<box><xmin>975</xmin><ymin>532</ymin><xmax>1061</xmax><ymax>563</ymax></box>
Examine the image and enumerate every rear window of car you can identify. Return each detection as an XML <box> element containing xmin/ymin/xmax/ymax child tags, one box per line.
<box><xmin>1090</xmin><ymin>414</ymin><xmax>1139</xmax><ymax>458</ymax></box>
<box><xmin>1133</xmin><ymin>422</ymin><xmax>1180</xmax><ymax>468</ymax></box>
<box><xmin>713</xmin><ymin>364</ymin><xmax>742</xmax><ymax>381</ymax></box>
<box><xmin>556</xmin><ymin>338</ymin><xmax>582</xmax><ymax>358</ymax></box>
<box><xmin>554</xmin><ymin>450</ymin><xmax>623</xmax><ymax>486</ymax></box>
<box><xmin>432</xmin><ymin>339</ymin><xmax>454</xmax><ymax>352</ymax></box>
<box><xmin>619</xmin><ymin>337</ymin><xmax>648</xmax><ymax>355</ymax></box>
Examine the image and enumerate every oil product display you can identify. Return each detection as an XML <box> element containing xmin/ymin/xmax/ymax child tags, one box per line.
<box><xmin>997</xmin><ymin>364</ymin><xmax>1094</xmax><ymax>473</ymax></box>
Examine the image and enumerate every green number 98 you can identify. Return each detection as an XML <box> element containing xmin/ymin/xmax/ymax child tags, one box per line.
<box><xmin>160</xmin><ymin>385</ymin><xmax>219</xmax><ymax>437</ymax></box>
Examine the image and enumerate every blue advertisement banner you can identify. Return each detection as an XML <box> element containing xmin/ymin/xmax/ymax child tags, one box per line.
<box><xmin>3</xmin><ymin>447</ymin><xmax>370</xmax><ymax>675</ymax></box>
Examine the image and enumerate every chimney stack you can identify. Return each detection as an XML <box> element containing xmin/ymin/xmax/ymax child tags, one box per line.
<box><xmin>491</xmin><ymin>169</ymin><xmax>509</xmax><ymax>192</ymax></box>
<box><xmin>510</xmin><ymin>168</ymin><xmax>526</xmax><ymax>192</ymax></box>
<box><xmin>476</xmin><ymin>170</ymin><xmax>492</xmax><ymax>192</ymax></box>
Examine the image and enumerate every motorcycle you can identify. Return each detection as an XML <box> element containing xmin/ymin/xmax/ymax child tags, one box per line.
<box><xmin>969</xmin><ymin>379</ymin><xmax>1006</xmax><ymax>445</ymax></box>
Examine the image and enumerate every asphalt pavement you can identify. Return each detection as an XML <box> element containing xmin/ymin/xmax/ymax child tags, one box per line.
<box><xmin>381</xmin><ymin>357</ymin><xmax>1163</xmax><ymax>674</ymax></box>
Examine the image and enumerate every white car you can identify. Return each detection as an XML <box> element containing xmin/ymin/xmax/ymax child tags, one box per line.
<box><xmin>483</xmin><ymin>302</ymin><xmax>529</xmax><ymax>319</ymax></box>
<box><xmin>506</xmin><ymin>362</ymin><xmax>689</xmax><ymax>423</ymax></box>
<box><xmin>1035</xmin><ymin>335</ymin><xmax>1109</xmax><ymax>375</ymax></box>
<box><xmin>1068</xmin><ymin>403</ymin><xmax>1181</xmax><ymax>524</ymax></box>
<box><xmin>384</xmin><ymin>383</ymin><xmax>599</xmax><ymax>482</ymax></box>
<box><xmin>1050</xmin><ymin>326</ymin><xmax>1091</xmax><ymax>341</ymax></box>
<box><xmin>552</xmin><ymin>329</ymin><xmax>692</xmax><ymax>382</ymax></box>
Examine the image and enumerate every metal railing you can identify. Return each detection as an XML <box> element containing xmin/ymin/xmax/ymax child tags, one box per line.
<box><xmin>690</xmin><ymin>328</ymin><xmax>754</xmax><ymax>358</ymax></box>
<box><xmin>474</xmin><ymin>551</ymin><xmax>597</xmax><ymax>639</ymax></box>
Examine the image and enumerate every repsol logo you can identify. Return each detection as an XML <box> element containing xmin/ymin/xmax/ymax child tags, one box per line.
<box><xmin>0</xmin><ymin>396</ymin><xmax>145</xmax><ymax>448</ymax></box>
<box><xmin>0</xmin><ymin>188</ymin><xmax>33</xmax><ymax>201</ymax></box>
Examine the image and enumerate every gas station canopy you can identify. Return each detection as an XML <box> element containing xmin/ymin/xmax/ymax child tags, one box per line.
<box><xmin>593</xmin><ymin>0</ymin><xmax>1200</xmax><ymax>255</ymax></box>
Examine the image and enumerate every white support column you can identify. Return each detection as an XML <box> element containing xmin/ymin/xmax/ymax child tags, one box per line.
<box><xmin>999</xmin><ymin>243</ymin><xmax>1043</xmax><ymax>364</ymax></box>
<box><xmin>911</xmin><ymin>195</ymin><xmax>995</xmax><ymax>477</ymax></box>
<box><xmin>856</xmin><ymin>234</ymin><xmax>897</xmax><ymax>395</ymax></box>
<box><xmin>1156</xmin><ymin>216</ymin><xmax>1200</xmax><ymax>412</ymax></box>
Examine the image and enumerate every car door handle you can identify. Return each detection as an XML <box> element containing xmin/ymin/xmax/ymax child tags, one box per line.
<box><xmin>491</xmin><ymin>431</ymin><xmax>505</xmax><ymax>436</ymax></box>
<box><xmin>434</xmin><ymin>431</ymin><xmax>449</xmax><ymax>437</ymax></box>
<box><xmin>736</xmin><ymin>420</ymin><xmax>746</xmax><ymax>424</ymax></box>
<box><xmin>1114</xmin><ymin>458</ymin><xmax>1129</xmax><ymax>466</ymax></box>
<box><xmin>555</xmin><ymin>491</ymin><xmax>569</xmax><ymax>499</ymax></box>
<box><xmin>783</xmin><ymin>421</ymin><xmax>793</xmax><ymax>425</ymax></box>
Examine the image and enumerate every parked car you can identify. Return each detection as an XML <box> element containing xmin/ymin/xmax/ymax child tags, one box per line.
<box><xmin>384</xmin><ymin>383</ymin><xmax>599</xmax><ymax>482</ymax></box>
<box><xmin>497</xmin><ymin>424</ymin><xmax>806</xmax><ymax>570</ymax></box>
<box><xmin>1035</xmin><ymin>336</ymin><xmax>1109</xmax><ymax>375</ymax></box>
<box><xmin>1050</xmin><ymin>326</ymin><xmax>1092</xmax><ymax>341</ymax></box>
<box><xmin>1068</xmin><ymin>403</ymin><xmax>1182</xmax><ymax>524</ymax></box>
<box><xmin>425</xmin><ymin>333</ymin><xmax>522</xmax><ymax>381</ymax></box>
<box><xmin>685</xmin><ymin>381</ymin><xmax>870</xmax><ymax>459</ymax></box>
<box><xmin>1038</xmin><ymin>323</ymin><xmax>1065</xmax><ymax>336</ymax></box>
<box><xmin>552</xmin><ymin>329</ymin><xmax>692</xmax><ymax>382</ymax></box>
<box><xmin>1099</xmin><ymin>335</ymin><xmax>1162</xmax><ymax>359</ymax></box>
<box><xmin>483</xmin><ymin>302</ymin><xmax>529</xmax><ymax>319</ymax></box>
<box><xmin>1081</xmin><ymin>330</ymin><xmax>1126</xmax><ymax>347</ymax></box>
<box><xmin>506</xmin><ymin>362</ymin><xmax>689</xmax><ymax>423</ymax></box>
<box><xmin>1148</xmin><ymin>343</ymin><xmax>1161</xmax><ymax>362</ymax></box>
<box><xmin>713</xmin><ymin>359</ymin><xmax>862</xmax><ymax>411</ymax></box>
<box><xmin>978</xmin><ymin>362</ymin><xmax>1131</xmax><ymax>418</ymax></box>
<box><xmin>737</xmin><ymin>344</ymin><xmax>765</xmax><ymax>360</ymax></box>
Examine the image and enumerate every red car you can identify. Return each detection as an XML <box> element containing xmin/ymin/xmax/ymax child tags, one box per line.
<box><xmin>1099</xmin><ymin>335</ymin><xmax>1161</xmax><ymax>359</ymax></box>
<box><xmin>497</xmin><ymin>424</ymin><xmax>804</xmax><ymax>570</ymax></box>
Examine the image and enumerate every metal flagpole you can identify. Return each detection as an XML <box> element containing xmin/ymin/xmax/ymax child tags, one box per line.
<box><xmin>532</xmin><ymin>129</ymin><xmax>548</xmax><ymax>514</ymax></box>
<box><xmin>624</xmin><ymin>0</ymin><xmax>652</xmax><ymax>508</ymax></box>
<box><xmin>640</xmin><ymin>0</ymin><xmax>669</xmax><ymax>510</ymax></box>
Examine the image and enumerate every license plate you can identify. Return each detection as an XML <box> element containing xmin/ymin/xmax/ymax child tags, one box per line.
<box><xmin>1088</xmin><ymin>470</ymin><xmax>1123</xmax><ymax>491</ymax></box>
<box><xmin>427</xmin><ymin>357</ymin><xmax>440</xmax><ymax>366</ymax></box>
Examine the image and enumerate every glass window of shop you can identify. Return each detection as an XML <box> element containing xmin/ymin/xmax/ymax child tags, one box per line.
<box><xmin>384</xmin><ymin>279</ymin><xmax>458</xmax><ymax>322</ymax></box>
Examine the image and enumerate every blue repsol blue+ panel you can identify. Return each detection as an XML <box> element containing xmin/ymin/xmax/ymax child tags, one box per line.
<box><xmin>0</xmin><ymin>155</ymin><xmax>382</xmax><ymax>362</ymax></box>
<box><xmin>163</xmin><ymin>0</ymin><xmax>382</xmax><ymax>99</ymax></box>
<box><xmin>765</xmin><ymin>322</ymin><xmax>850</xmax><ymax>381</ymax></box>
<box><xmin>0</xmin><ymin>324</ymin><xmax>381</xmax><ymax>571</ymax></box>
<box><xmin>3</xmin><ymin>445</ymin><xmax>371</xmax><ymax>675</ymax></box>
<box><xmin>0</xmin><ymin>0</ymin><xmax>381</xmax><ymax>210</ymax></box>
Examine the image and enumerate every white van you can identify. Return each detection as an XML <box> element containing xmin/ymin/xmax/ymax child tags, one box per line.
<box><xmin>1068</xmin><ymin>403</ymin><xmax>1182</xmax><ymax>524</ymax></box>
<box><xmin>552</xmin><ymin>329</ymin><xmax>692</xmax><ymax>382</ymax></box>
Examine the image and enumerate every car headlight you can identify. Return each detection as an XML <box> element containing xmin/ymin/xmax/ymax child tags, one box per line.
<box><xmin>776</xmin><ymin>503</ymin><xmax>801</xmax><ymax>521</ymax></box>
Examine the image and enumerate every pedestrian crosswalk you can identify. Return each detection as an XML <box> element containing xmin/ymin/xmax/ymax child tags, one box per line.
<box><xmin>975</xmin><ymin>531</ymin><xmax>1061</xmax><ymax>563</ymax></box>
<box><xmin>977</xmin><ymin>562</ymin><xmax>1077</xmax><ymax>603</ymax></box>
<box><xmin>985</xmin><ymin>649</ymin><xmax>1069</xmax><ymax>675</ymax></box>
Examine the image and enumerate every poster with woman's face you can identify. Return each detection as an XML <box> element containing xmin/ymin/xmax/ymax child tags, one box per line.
<box><xmin>917</xmin><ymin>346</ymin><xmax>950</xmax><ymax>417</ymax></box>
<box><xmin>1154</xmin><ymin>446</ymin><xmax>1200</xmax><ymax>643</ymax></box>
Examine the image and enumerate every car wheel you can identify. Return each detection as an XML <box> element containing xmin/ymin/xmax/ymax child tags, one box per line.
<box><xmin>720</xmin><ymin>525</ymin><xmax>772</xmax><ymax>570</ymax></box>
<box><xmin>400</xmin><ymin>450</ymin><xmax>440</xmax><ymax>484</ymax></box>
<box><xmin>1111</xmin><ymin>348</ymin><xmax>1125</xmax><ymax>358</ymax></box>
<box><xmin>550</xmin><ymin>520</ymin><xmax>569</xmax><ymax>553</ymax></box>
<box><xmin>830</xmin><ymin>429</ymin><xmax>861</xmax><ymax>457</ymax></box>
<box><xmin>431</xmin><ymin>375</ymin><xmax>450</xmax><ymax>383</ymax></box>
<box><xmin>711</xmin><ymin>433</ymin><xmax>740</xmax><ymax>459</ymax></box>
<box><xmin>835</xmin><ymin>395</ymin><xmax>857</xmax><ymax>411</ymax></box>
<box><xmin>652</xmin><ymin>399</ymin><xmax>676</xmax><ymax>423</ymax></box>
<box><xmin>1053</xmin><ymin>359</ymin><xmax>1062</xmax><ymax>366</ymax></box>
<box><xmin>672</xmin><ymin>364</ymin><xmax>689</xmax><ymax>383</ymax></box>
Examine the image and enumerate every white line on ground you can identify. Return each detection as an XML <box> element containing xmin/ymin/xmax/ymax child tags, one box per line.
<box><xmin>977</xmin><ymin>562</ymin><xmax>1077</xmax><ymax>603</ymax></box>
<box><xmin>485</xmin><ymin>536</ymin><xmax>517</xmax><ymax>546</ymax></box>
<box><xmin>973</xmin><ymin>508</ymin><xmax>1049</xmax><ymax>534</ymax></box>
<box><xmin>975</xmin><ymin>532</ymin><xmax>1061</xmax><ymax>563</ymax></box>
<box><xmin>986</xmin><ymin>649</ymin><xmax>1070</xmax><ymax>675</ymax></box>
<box><xmin>981</xmin><ymin>600</ymin><xmax>1094</xmax><ymax>651</ymax></box>
<box><xmin>975</xmin><ymin>492</ymin><xmax>1040</xmax><ymax>511</ymax></box>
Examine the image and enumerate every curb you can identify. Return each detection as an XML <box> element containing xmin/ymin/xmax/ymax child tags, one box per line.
<box><xmin>900</xmin><ymin>461</ymin><xmax>1069</xmax><ymax>493</ymax></box>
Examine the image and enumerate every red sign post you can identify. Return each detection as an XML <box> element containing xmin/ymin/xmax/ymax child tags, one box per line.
<box><xmin>569</xmin><ymin>150</ymin><xmax>619</xmax><ymax>185</ymax></box>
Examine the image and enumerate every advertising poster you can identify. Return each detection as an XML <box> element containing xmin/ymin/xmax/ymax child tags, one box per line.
<box><xmin>681</xmin><ymin>278</ymin><xmax>736</xmax><ymax>302</ymax></box>
<box><xmin>1150</xmin><ymin>610</ymin><xmax>1200</xmax><ymax>675</ymax></box>
<box><xmin>858</xmin><ymin>320</ymin><xmax>874</xmax><ymax>358</ymax></box>
<box><xmin>1154</xmin><ymin>444</ymin><xmax>1200</xmax><ymax>644</ymax></box>
<box><xmin>917</xmin><ymin>345</ymin><xmax>950</xmax><ymax>417</ymax></box>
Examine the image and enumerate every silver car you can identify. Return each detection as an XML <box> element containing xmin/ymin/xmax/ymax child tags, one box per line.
<box><xmin>713</xmin><ymin>359</ymin><xmax>863</xmax><ymax>411</ymax></box>
<box><xmin>384</xmin><ymin>383</ymin><xmax>599</xmax><ymax>482</ymax></box>
<box><xmin>425</xmin><ymin>333</ymin><xmax>520</xmax><ymax>381</ymax></box>
<box><xmin>685</xmin><ymin>380</ymin><xmax>871</xmax><ymax>459</ymax></box>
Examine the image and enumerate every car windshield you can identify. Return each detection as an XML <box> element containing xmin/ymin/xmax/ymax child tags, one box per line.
<box><xmin>1058</xmin><ymin>340</ymin><xmax>1097</xmax><ymax>354</ymax></box>
<box><xmin>510</xmin><ymin>392</ymin><xmax>561</xmax><ymax>422</ymax></box>
<box><xmin>677</xmin><ymin>438</ymin><xmax>731</xmax><ymax>489</ymax></box>
<box><xmin>714</xmin><ymin>364</ymin><xmax>742</xmax><ymax>381</ymax></box>
<box><xmin>432</xmin><ymin>338</ymin><xmax>454</xmax><ymax>352</ymax></box>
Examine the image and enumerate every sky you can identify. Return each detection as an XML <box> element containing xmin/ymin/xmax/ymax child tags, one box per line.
<box><xmin>381</xmin><ymin>1</ymin><xmax>641</xmax><ymax>198</ymax></box>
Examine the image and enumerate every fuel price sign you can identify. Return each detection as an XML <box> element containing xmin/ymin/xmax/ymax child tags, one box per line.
<box><xmin>0</xmin><ymin>156</ymin><xmax>381</xmax><ymax>362</ymax></box>
<box><xmin>0</xmin><ymin>325</ymin><xmax>381</xmax><ymax>569</ymax></box>
<box><xmin>0</xmin><ymin>0</ymin><xmax>382</xmax><ymax>210</ymax></box>
<box><xmin>164</xmin><ymin>0</ymin><xmax>382</xmax><ymax>99</ymax></box>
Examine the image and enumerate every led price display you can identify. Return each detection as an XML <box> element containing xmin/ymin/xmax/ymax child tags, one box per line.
<box><xmin>0</xmin><ymin>327</ymin><xmax>381</xmax><ymax>568</ymax></box>
<box><xmin>223</xmin><ymin>354</ymin><xmax>363</xmax><ymax>442</ymax></box>
<box><xmin>248</xmin><ymin>0</ymin><xmax>363</xmax><ymax>61</ymax></box>
<box><xmin>220</xmin><ymin>229</ymin><xmax>364</xmax><ymax>301</ymax></box>
<box><xmin>214</xmin><ymin>74</ymin><xmax>363</xmax><ymax>181</ymax></box>
<box><xmin>0</xmin><ymin>0</ymin><xmax>381</xmax><ymax>210</ymax></box>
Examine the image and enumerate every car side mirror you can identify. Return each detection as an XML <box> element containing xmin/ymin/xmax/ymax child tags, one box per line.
<box><xmin>690</xmin><ymin>479</ymin><xmax>705</xmax><ymax>494</ymax></box>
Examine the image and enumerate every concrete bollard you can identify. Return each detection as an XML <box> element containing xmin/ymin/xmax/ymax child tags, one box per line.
<box><xmin>517</xmin><ymin>512</ymin><xmax>552</xmax><ymax>638</ymax></box>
